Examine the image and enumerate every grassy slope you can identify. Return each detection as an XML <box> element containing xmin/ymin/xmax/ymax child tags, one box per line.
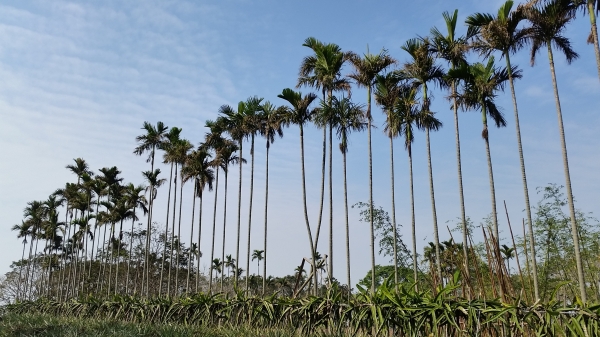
<box><xmin>0</xmin><ymin>313</ymin><xmax>302</xmax><ymax>337</ymax></box>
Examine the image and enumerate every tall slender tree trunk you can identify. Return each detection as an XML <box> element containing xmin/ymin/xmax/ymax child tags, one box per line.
<box><xmin>299</xmin><ymin>124</ymin><xmax>318</xmax><ymax>294</ymax></box>
<box><xmin>505</xmin><ymin>53</ymin><xmax>539</xmax><ymax>301</ymax></box>
<box><xmin>98</xmin><ymin>219</ymin><xmax>108</xmax><ymax>295</ymax></box>
<box><xmin>408</xmin><ymin>148</ymin><xmax>418</xmax><ymax>288</ymax></box>
<box><xmin>481</xmin><ymin>103</ymin><xmax>502</xmax><ymax>300</ymax></box>
<box><xmin>174</xmin><ymin>171</ymin><xmax>185</xmax><ymax>297</ymax></box>
<box><xmin>65</xmin><ymin>219</ymin><xmax>77</xmax><ymax>299</ymax></box>
<box><xmin>89</xmin><ymin>201</ymin><xmax>100</xmax><ymax>280</ymax></box>
<box><xmin>168</xmin><ymin>163</ymin><xmax>179</xmax><ymax>297</ymax></box>
<box><xmin>114</xmin><ymin>219</ymin><xmax>124</xmax><ymax>295</ymax></box>
<box><xmin>143</xmin><ymin>195</ymin><xmax>154</xmax><ymax>297</ymax></box>
<box><xmin>71</xmin><ymin>225</ymin><xmax>83</xmax><ymax>297</ymax></box>
<box><xmin>452</xmin><ymin>78</ymin><xmax>470</xmax><ymax>298</ymax></box>
<box><xmin>245</xmin><ymin>135</ymin><xmax>255</xmax><ymax>291</ymax></box>
<box><xmin>195</xmin><ymin>194</ymin><xmax>203</xmax><ymax>293</ymax></box>
<box><xmin>423</xmin><ymin>87</ymin><xmax>442</xmax><ymax>286</ymax></box>
<box><xmin>39</xmin><ymin>240</ymin><xmax>47</xmax><ymax>298</ymax></box>
<box><xmin>367</xmin><ymin>86</ymin><xmax>376</xmax><ymax>294</ymax></box>
<box><xmin>23</xmin><ymin>234</ymin><xmax>35</xmax><ymax>300</ymax></box>
<box><xmin>97</xmin><ymin>195</ymin><xmax>109</xmax><ymax>295</ymax></box>
<box><xmin>425</xmin><ymin>128</ymin><xmax>442</xmax><ymax>284</ymax></box>
<box><xmin>159</xmin><ymin>163</ymin><xmax>174</xmax><ymax>297</ymax></box>
<box><xmin>60</xmin><ymin>218</ymin><xmax>73</xmax><ymax>300</ymax></box>
<box><xmin>235</xmin><ymin>140</ymin><xmax>243</xmax><ymax>289</ymax></box>
<box><xmin>57</xmin><ymin>205</ymin><xmax>70</xmax><ymax>300</ymax></box>
<box><xmin>126</xmin><ymin>209</ymin><xmax>136</xmax><ymax>295</ymax></box>
<box><xmin>107</xmin><ymin>223</ymin><xmax>115</xmax><ymax>296</ymax></box>
<box><xmin>17</xmin><ymin>241</ymin><xmax>26</xmax><ymax>301</ymax></box>
<box><xmin>343</xmin><ymin>150</ymin><xmax>351</xmax><ymax>297</ymax></box>
<box><xmin>42</xmin><ymin>238</ymin><xmax>51</xmax><ymax>297</ymax></box>
<box><xmin>209</xmin><ymin>169</ymin><xmax>220</xmax><ymax>293</ymax></box>
<box><xmin>220</xmin><ymin>171</ymin><xmax>229</xmax><ymax>292</ymax></box>
<box><xmin>313</xmin><ymin>131</ymin><xmax>327</xmax><ymax>244</ymax></box>
<box><xmin>144</xmin><ymin>146</ymin><xmax>156</xmax><ymax>297</ymax></box>
<box><xmin>388</xmin><ymin>135</ymin><xmax>399</xmax><ymax>286</ymax></box>
<box><xmin>28</xmin><ymin>235</ymin><xmax>40</xmax><ymax>300</ymax></box>
<box><xmin>186</xmin><ymin>184</ymin><xmax>197</xmax><ymax>293</ymax></box>
<box><xmin>547</xmin><ymin>45</ymin><xmax>587</xmax><ymax>302</ymax></box>
<box><xmin>328</xmin><ymin>123</ymin><xmax>333</xmax><ymax>285</ymax></box>
<box><xmin>79</xmin><ymin>197</ymin><xmax>92</xmax><ymax>294</ymax></box>
<box><xmin>262</xmin><ymin>142</ymin><xmax>269</xmax><ymax>295</ymax></box>
<box><xmin>587</xmin><ymin>0</ymin><xmax>600</xmax><ymax>81</ymax></box>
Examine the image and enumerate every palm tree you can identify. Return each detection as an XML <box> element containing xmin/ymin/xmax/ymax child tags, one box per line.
<box><xmin>77</xmin><ymin>173</ymin><xmax>95</xmax><ymax>294</ymax></box>
<box><xmin>12</xmin><ymin>221</ymin><xmax>32</xmax><ymax>300</ymax></box>
<box><xmin>53</xmin><ymin>183</ymin><xmax>80</xmax><ymax>300</ymax></box>
<box><xmin>375</xmin><ymin>72</ymin><xmax>404</xmax><ymax>285</ymax></box>
<box><xmin>181</xmin><ymin>152</ymin><xmax>199</xmax><ymax>295</ymax></box>
<box><xmin>574</xmin><ymin>0</ymin><xmax>600</xmax><ymax>80</ymax></box>
<box><xmin>88</xmin><ymin>179</ymin><xmax>107</xmax><ymax>281</ymax></box>
<box><xmin>525</xmin><ymin>0</ymin><xmax>586</xmax><ymax>302</ymax></box>
<box><xmin>41</xmin><ymin>195</ymin><xmax>65</xmax><ymax>297</ymax></box>
<box><xmin>107</xmin><ymin>198</ymin><xmax>134</xmax><ymax>295</ymax></box>
<box><xmin>64</xmin><ymin>158</ymin><xmax>93</xmax><ymax>295</ymax></box>
<box><xmin>172</xmin><ymin>139</ymin><xmax>193</xmax><ymax>297</ymax></box>
<box><xmin>322</xmin><ymin>96</ymin><xmax>367</xmax><ymax>293</ymax></box>
<box><xmin>212</xmin><ymin>259</ymin><xmax>223</xmax><ymax>279</ymax></box>
<box><xmin>430</xmin><ymin>10</ymin><xmax>473</xmax><ymax>287</ymax></box>
<box><xmin>204</xmin><ymin>120</ymin><xmax>226</xmax><ymax>294</ymax></box>
<box><xmin>466</xmin><ymin>0</ymin><xmax>540</xmax><ymax>301</ymax></box>
<box><xmin>348</xmin><ymin>49</ymin><xmax>396</xmax><ymax>293</ymax></box>
<box><xmin>158</xmin><ymin>127</ymin><xmax>182</xmax><ymax>296</ymax></box>
<box><xmin>124</xmin><ymin>184</ymin><xmax>147</xmax><ymax>295</ymax></box>
<box><xmin>297</xmin><ymin>37</ymin><xmax>352</xmax><ymax>275</ymax></box>
<box><xmin>67</xmin><ymin>188</ymin><xmax>92</xmax><ymax>298</ymax></box>
<box><xmin>395</xmin><ymin>86</ymin><xmax>441</xmax><ymax>287</ymax></box>
<box><xmin>278</xmin><ymin>88</ymin><xmax>319</xmax><ymax>294</ymax></box>
<box><xmin>51</xmin><ymin>186</ymin><xmax>71</xmax><ymax>299</ymax></box>
<box><xmin>258</xmin><ymin>102</ymin><xmax>287</xmax><ymax>294</ymax></box>
<box><xmin>252</xmin><ymin>249</ymin><xmax>264</xmax><ymax>275</ymax></box>
<box><xmin>448</xmin><ymin>57</ymin><xmax>513</xmax><ymax>298</ymax></box>
<box><xmin>500</xmin><ymin>244</ymin><xmax>516</xmax><ymax>274</ymax></box>
<box><xmin>142</xmin><ymin>169</ymin><xmax>166</xmax><ymax>296</ymax></box>
<box><xmin>162</xmin><ymin>132</ymin><xmax>185</xmax><ymax>296</ymax></box>
<box><xmin>96</xmin><ymin>201</ymin><xmax>115</xmax><ymax>295</ymax></box>
<box><xmin>225</xmin><ymin>255</ymin><xmax>236</xmax><ymax>279</ymax></box>
<box><xmin>212</xmin><ymin>140</ymin><xmax>242</xmax><ymax>292</ymax></box>
<box><xmin>193</xmin><ymin>146</ymin><xmax>215</xmax><ymax>293</ymax></box>
<box><xmin>22</xmin><ymin>200</ymin><xmax>47</xmax><ymax>299</ymax></box>
<box><xmin>134</xmin><ymin>121</ymin><xmax>169</xmax><ymax>173</ymax></box>
<box><xmin>241</xmin><ymin>97</ymin><xmax>264</xmax><ymax>292</ymax></box>
<box><xmin>134</xmin><ymin>121</ymin><xmax>168</xmax><ymax>297</ymax></box>
<box><xmin>400</xmin><ymin>38</ymin><xmax>446</xmax><ymax>284</ymax></box>
<box><xmin>96</xmin><ymin>166</ymin><xmax>123</xmax><ymax>294</ymax></box>
<box><xmin>217</xmin><ymin>102</ymin><xmax>246</xmax><ymax>290</ymax></box>
<box><xmin>182</xmin><ymin>147</ymin><xmax>214</xmax><ymax>293</ymax></box>
<box><xmin>66</xmin><ymin>158</ymin><xmax>94</xmax><ymax>185</ymax></box>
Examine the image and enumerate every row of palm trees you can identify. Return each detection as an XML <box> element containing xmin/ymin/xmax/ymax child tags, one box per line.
<box><xmin>288</xmin><ymin>0</ymin><xmax>597</xmax><ymax>301</ymax></box>
<box><xmin>11</xmin><ymin>0</ymin><xmax>598</xmax><ymax>302</ymax></box>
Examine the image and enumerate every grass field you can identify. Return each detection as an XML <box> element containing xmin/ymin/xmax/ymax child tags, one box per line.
<box><xmin>0</xmin><ymin>313</ymin><xmax>309</xmax><ymax>337</ymax></box>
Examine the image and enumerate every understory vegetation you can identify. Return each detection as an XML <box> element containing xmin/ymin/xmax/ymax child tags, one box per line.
<box><xmin>4</xmin><ymin>279</ymin><xmax>600</xmax><ymax>337</ymax></box>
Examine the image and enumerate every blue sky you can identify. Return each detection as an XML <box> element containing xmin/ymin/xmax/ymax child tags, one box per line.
<box><xmin>1</xmin><ymin>0</ymin><xmax>599</xmax><ymax>287</ymax></box>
